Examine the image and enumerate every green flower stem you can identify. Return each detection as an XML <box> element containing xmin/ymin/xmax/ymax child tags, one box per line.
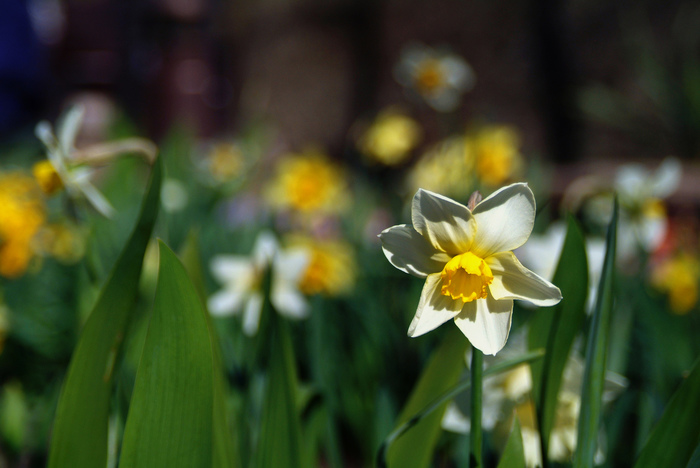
<box><xmin>470</xmin><ymin>347</ymin><xmax>483</xmax><ymax>468</ymax></box>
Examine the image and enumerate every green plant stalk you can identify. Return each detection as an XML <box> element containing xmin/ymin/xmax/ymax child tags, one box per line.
<box><xmin>470</xmin><ymin>347</ymin><xmax>484</xmax><ymax>468</ymax></box>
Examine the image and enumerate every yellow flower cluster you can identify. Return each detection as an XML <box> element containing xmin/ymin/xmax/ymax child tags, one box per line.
<box><xmin>0</xmin><ymin>172</ymin><xmax>46</xmax><ymax>278</ymax></box>
<box><xmin>651</xmin><ymin>253</ymin><xmax>699</xmax><ymax>314</ymax></box>
<box><xmin>357</xmin><ymin>110</ymin><xmax>421</xmax><ymax>166</ymax></box>
<box><xmin>288</xmin><ymin>236</ymin><xmax>356</xmax><ymax>297</ymax></box>
<box><xmin>266</xmin><ymin>149</ymin><xmax>350</xmax><ymax>215</ymax></box>
<box><xmin>468</xmin><ymin>125</ymin><xmax>523</xmax><ymax>187</ymax></box>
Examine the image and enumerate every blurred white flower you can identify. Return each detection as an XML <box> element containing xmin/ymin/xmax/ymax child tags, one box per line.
<box><xmin>442</xmin><ymin>332</ymin><xmax>627</xmax><ymax>467</ymax></box>
<box><xmin>379</xmin><ymin>184</ymin><xmax>561</xmax><ymax>355</ymax></box>
<box><xmin>394</xmin><ymin>43</ymin><xmax>475</xmax><ymax>112</ymax></box>
<box><xmin>208</xmin><ymin>231</ymin><xmax>310</xmax><ymax>335</ymax></box>
<box><xmin>35</xmin><ymin>106</ymin><xmax>156</xmax><ymax>218</ymax></box>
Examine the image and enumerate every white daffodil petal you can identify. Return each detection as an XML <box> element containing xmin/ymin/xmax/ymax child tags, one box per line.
<box><xmin>242</xmin><ymin>293</ymin><xmax>263</xmax><ymax>336</ymax></box>
<box><xmin>252</xmin><ymin>231</ymin><xmax>278</xmax><ymax>267</ymax></box>
<box><xmin>411</xmin><ymin>188</ymin><xmax>476</xmax><ymax>255</ymax></box>
<box><xmin>35</xmin><ymin>121</ymin><xmax>56</xmax><ymax>149</ymax></box>
<box><xmin>408</xmin><ymin>273</ymin><xmax>463</xmax><ymax>337</ymax></box>
<box><xmin>454</xmin><ymin>296</ymin><xmax>513</xmax><ymax>355</ymax></box>
<box><xmin>207</xmin><ymin>290</ymin><xmax>246</xmax><ymax>316</ymax></box>
<box><xmin>379</xmin><ymin>224</ymin><xmax>450</xmax><ymax>278</ymax></box>
<box><xmin>471</xmin><ymin>183</ymin><xmax>535</xmax><ymax>257</ymax></box>
<box><xmin>274</xmin><ymin>248</ymin><xmax>310</xmax><ymax>282</ymax></box>
<box><xmin>650</xmin><ymin>157</ymin><xmax>681</xmax><ymax>198</ymax></box>
<box><xmin>58</xmin><ymin>106</ymin><xmax>84</xmax><ymax>156</ymax></box>
<box><xmin>210</xmin><ymin>256</ymin><xmax>252</xmax><ymax>284</ymax></box>
<box><xmin>487</xmin><ymin>252</ymin><xmax>562</xmax><ymax>306</ymax></box>
<box><xmin>80</xmin><ymin>181</ymin><xmax>116</xmax><ymax>218</ymax></box>
<box><xmin>272</xmin><ymin>285</ymin><xmax>309</xmax><ymax>319</ymax></box>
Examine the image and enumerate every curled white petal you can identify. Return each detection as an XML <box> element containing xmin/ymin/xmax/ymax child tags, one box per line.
<box><xmin>487</xmin><ymin>252</ymin><xmax>562</xmax><ymax>306</ymax></box>
<box><xmin>471</xmin><ymin>183</ymin><xmax>535</xmax><ymax>257</ymax></box>
<box><xmin>411</xmin><ymin>188</ymin><xmax>476</xmax><ymax>255</ymax></box>
<box><xmin>379</xmin><ymin>224</ymin><xmax>450</xmax><ymax>278</ymax></box>
<box><xmin>207</xmin><ymin>290</ymin><xmax>246</xmax><ymax>316</ymax></box>
<box><xmin>58</xmin><ymin>105</ymin><xmax>84</xmax><ymax>156</ymax></box>
<box><xmin>453</xmin><ymin>295</ymin><xmax>513</xmax><ymax>355</ymax></box>
<box><xmin>408</xmin><ymin>273</ymin><xmax>463</xmax><ymax>337</ymax></box>
<box><xmin>272</xmin><ymin>286</ymin><xmax>309</xmax><ymax>320</ymax></box>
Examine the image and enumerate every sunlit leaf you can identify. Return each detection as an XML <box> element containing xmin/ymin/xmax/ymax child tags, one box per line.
<box><xmin>528</xmin><ymin>215</ymin><xmax>588</xmax><ymax>457</ymax></box>
<box><xmin>47</xmin><ymin>158</ymin><xmax>161</xmax><ymax>468</ymax></box>
<box><xmin>496</xmin><ymin>418</ymin><xmax>526</xmax><ymax>468</ymax></box>
<box><xmin>255</xmin><ymin>313</ymin><xmax>304</xmax><ymax>468</ymax></box>
<box><xmin>573</xmin><ymin>198</ymin><xmax>618</xmax><ymax>468</ymax></box>
<box><xmin>118</xmin><ymin>241</ymin><xmax>215</xmax><ymax>467</ymax></box>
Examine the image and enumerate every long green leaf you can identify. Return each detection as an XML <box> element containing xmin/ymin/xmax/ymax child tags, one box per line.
<box><xmin>528</xmin><ymin>215</ymin><xmax>588</xmax><ymax>459</ymax></box>
<box><xmin>118</xmin><ymin>242</ymin><xmax>214</xmax><ymax>467</ymax></box>
<box><xmin>573</xmin><ymin>197</ymin><xmax>618</xmax><ymax>468</ymax></box>
<box><xmin>255</xmin><ymin>314</ymin><xmax>304</xmax><ymax>468</ymax></box>
<box><xmin>179</xmin><ymin>232</ymin><xmax>239</xmax><ymax>468</ymax></box>
<box><xmin>47</xmin><ymin>159</ymin><xmax>161</xmax><ymax>468</ymax></box>
<box><xmin>496</xmin><ymin>418</ymin><xmax>526</xmax><ymax>468</ymax></box>
<box><xmin>634</xmin><ymin>357</ymin><xmax>700</xmax><ymax>468</ymax></box>
<box><xmin>385</xmin><ymin>328</ymin><xmax>468</xmax><ymax>468</ymax></box>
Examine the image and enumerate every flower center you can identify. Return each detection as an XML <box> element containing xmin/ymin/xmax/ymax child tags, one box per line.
<box><xmin>32</xmin><ymin>160</ymin><xmax>63</xmax><ymax>195</ymax></box>
<box><xmin>415</xmin><ymin>59</ymin><xmax>445</xmax><ymax>93</ymax></box>
<box><xmin>440</xmin><ymin>252</ymin><xmax>493</xmax><ymax>302</ymax></box>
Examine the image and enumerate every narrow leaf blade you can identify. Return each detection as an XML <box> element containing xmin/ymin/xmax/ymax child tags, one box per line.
<box><xmin>47</xmin><ymin>159</ymin><xmax>161</xmax><ymax>468</ymax></box>
<box><xmin>573</xmin><ymin>198</ymin><xmax>618</xmax><ymax>468</ymax></box>
<box><xmin>118</xmin><ymin>241</ymin><xmax>214</xmax><ymax>467</ymax></box>
<box><xmin>497</xmin><ymin>418</ymin><xmax>527</xmax><ymax>468</ymax></box>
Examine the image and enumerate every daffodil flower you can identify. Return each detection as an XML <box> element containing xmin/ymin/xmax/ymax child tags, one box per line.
<box><xmin>379</xmin><ymin>183</ymin><xmax>562</xmax><ymax>355</ymax></box>
<box><xmin>208</xmin><ymin>231</ymin><xmax>310</xmax><ymax>336</ymax></box>
<box><xmin>35</xmin><ymin>106</ymin><xmax>156</xmax><ymax>218</ymax></box>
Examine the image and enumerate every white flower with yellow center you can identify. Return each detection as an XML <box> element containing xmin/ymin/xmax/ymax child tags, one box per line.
<box><xmin>208</xmin><ymin>232</ymin><xmax>310</xmax><ymax>336</ymax></box>
<box><xmin>379</xmin><ymin>183</ymin><xmax>562</xmax><ymax>355</ymax></box>
<box><xmin>35</xmin><ymin>106</ymin><xmax>156</xmax><ymax>218</ymax></box>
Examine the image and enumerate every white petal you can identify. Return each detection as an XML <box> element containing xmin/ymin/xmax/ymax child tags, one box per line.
<box><xmin>274</xmin><ymin>248</ymin><xmax>310</xmax><ymax>283</ymax></box>
<box><xmin>379</xmin><ymin>224</ymin><xmax>450</xmax><ymax>278</ymax></box>
<box><xmin>487</xmin><ymin>252</ymin><xmax>562</xmax><ymax>306</ymax></box>
<box><xmin>80</xmin><ymin>181</ymin><xmax>115</xmax><ymax>218</ymax></box>
<box><xmin>411</xmin><ymin>189</ymin><xmax>476</xmax><ymax>255</ymax></box>
<box><xmin>252</xmin><ymin>231</ymin><xmax>278</xmax><ymax>267</ymax></box>
<box><xmin>58</xmin><ymin>106</ymin><xmax>85</xmax><ymax>156</ymax></box>
<box><xmin>650</xmin><ymin>157</ymin><xmax>681</xmax><ymax>198</ymax></box>
<box><xmin>242</xmin><ymin>293</ymin><xmax>263</xmax><ymax>336</ymax></box>
<box><xmin>471</xmin><ymin>183</ymin><xmax>535</xmax><ymax>257</ymax></box>
<box><xmin>35</xmin><ymin>121</ymin><xmax>56</xmax><ymax>149</ymax></box>
<box><xmin>454</xmin><ymin>295</ymin><xmax>513</xmax><ymax>355</ymax></box>
<box><xmin>271</xmin><ymin>285</ymin><xmax>309</xmax><ymax>319</ymax></box>
<box><xmin>408</xmin><ymin>273</ymin><xmax>463</xmax><ymax>337</ymax></box>
<box><xmin>210</xmin><ymin>256</ymin><xmax>253</xmax><ymax>284</ymax></box>
<box><xmin>207</xmin><ymin>290</ymin><xmax>245</xmax><ymax>316</ymax></box>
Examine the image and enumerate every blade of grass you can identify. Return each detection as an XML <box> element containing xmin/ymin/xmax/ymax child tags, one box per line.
<box><xmin>573</xmin><ymin>197</ymin><xmax>618</xmax><ymax>468</ymax></box>
<box><xmin>47</xmin><ymin>158</ymin><xmax>161</xmax><ymax>468</ymax></box>
<box><xmin>633</xmin><ymin>357</ymin><xmax>700</xmax><ymax>468</ymax></box>
<box><xmin>118</xmin><ymin>241</ymin><xmax>216</xmax><ymax>467</ymax></box>
<box><xmin>496</xmin><ymin>418</ymin><xmax>526</xmax><ymax>468</ymax></box>
<box><xmin>528</xmin><ymin>215</ymin><xmax>589</xmax><ymax>462</ymax></box>
<box><xmin>470</xmin><ymin>348</ymin><xmax>484</xmax><ymax>468</ymax></box>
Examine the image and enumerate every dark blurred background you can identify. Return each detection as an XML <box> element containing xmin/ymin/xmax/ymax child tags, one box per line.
<box><xmin>2</xmin><ymin>0</ymin><xmax>700</xmax><ymax>190</ymax></box>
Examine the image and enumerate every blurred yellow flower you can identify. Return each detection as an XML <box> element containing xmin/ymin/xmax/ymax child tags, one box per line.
<box><xmin>0</xmin><ymin>172</ymin><xmax>46</xmax><ymax>278</ymax></box>
<box><xmin>35</xmin><ymin>222</ymin><xmax>86</xmax><ymax>264</ymax></box>
<box><xmin>407</xmin><ymin>137</ymin><xmax>473</xmax><ymax>199</ymax></box>
<box><xmin>468</xmin><ymin>125</ymin><xmax>523</xmax><ymax>187</ymax></box>
<box><xmin>32</xmin><ymin>159</ymin><xmax>63</xmax><ymax>195</ymax></box>
<box><xmin>206</xmin><ymin>143</ymin><xmax>245</xmax><ymax>183</ymax></box>
<box><xmin>287</xmin><ymin>236</ymin><xmax>356</xmax><ymax>297</ymax></box>
<box><xmin>358</xmin><ymin>110</ymin><xmax>421</xmax><ymax>166</ymax></box>
<box><xmin>266</xmin><ymin>149</ymin><xmax>349</xmax><ymax>215</ymax></box>
<box><xmin>651</xmin><ymin>253</ymin><xmax>699</xmax><ymax>314</ymax></box>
